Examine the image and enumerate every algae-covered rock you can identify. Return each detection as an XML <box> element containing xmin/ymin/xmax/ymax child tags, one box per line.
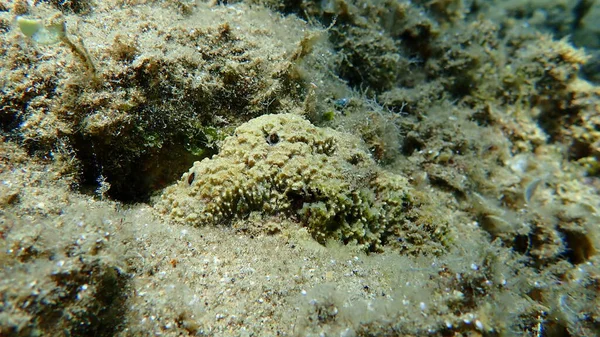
<box><xmin>1</xmin><ymin>2</ymin><xmax>337</xmax><ymax>202</ymax></box>
<box><xmin>158</xmin><ymin>113</ymin><xmax>445</xmax><ymax>252</ymax></box>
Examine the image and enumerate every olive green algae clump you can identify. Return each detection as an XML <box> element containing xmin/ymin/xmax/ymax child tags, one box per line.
<box><xmin>159</xmin><ymin>113</ymin><xmax>446</xmax><ymax>252</ymax></box>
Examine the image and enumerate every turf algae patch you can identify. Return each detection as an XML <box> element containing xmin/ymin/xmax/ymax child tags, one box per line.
<box><xmin>0</xmin><ymin>142</ymin><xmax>131</xmax><ymax>337</ymax></box>
<box><xmin>1</xmin><ymin>2</ymin><xmax>330</xmax><ymax>203</ymax></box>
<box><xmin>158</xmin><ymin>113</ymin><xmax>450</xmax><ymax>253</ymax></box>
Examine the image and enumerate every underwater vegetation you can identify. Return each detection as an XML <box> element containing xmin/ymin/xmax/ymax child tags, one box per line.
<box><xmin>0</xmin><ymin>0</ymin><xmax>599</xmax><ymax>336</ymax></box>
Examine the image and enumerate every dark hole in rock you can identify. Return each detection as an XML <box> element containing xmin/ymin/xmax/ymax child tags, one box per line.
<box><xmin>562</xmin><ymin>230</ymin><xmax>596</xmax><ymax>264</ymax></box>
<box><xmin>73</xmin><ymin>134</ymin><xmax>212</xmax><ymax>203</ymax></box>
<box><xmin>513</xmin><ymin>234</ymin><xmax>530</xmax><ymax>254</ymax></box>
<box><xmin>401</xmin><ymin>134</ymin><xmax>424</xmax><ymax>156</ymax></box>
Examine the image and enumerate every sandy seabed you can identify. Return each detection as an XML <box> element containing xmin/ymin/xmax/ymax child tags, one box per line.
<box><xmin>1</xmin><ymin>0</ymin><xmax>600</xmax><ymax>336</ymax></box>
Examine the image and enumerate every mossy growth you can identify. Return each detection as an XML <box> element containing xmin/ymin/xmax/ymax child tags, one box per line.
<box><xmin>158</xmin><ymin>113</ymin><xmax>450</xmax><ymax>253</ymax></box>
<box><xmin>2</xmin><ymin>3</ymin><xmax>333</xmax><ymax>203</ymax></box>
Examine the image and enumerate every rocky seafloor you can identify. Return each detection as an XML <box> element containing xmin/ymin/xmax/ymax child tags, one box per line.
<box><xmin>1</xmin><ymin>0</ymin><xmax>600</xmax><ymax>336</ymax></box>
